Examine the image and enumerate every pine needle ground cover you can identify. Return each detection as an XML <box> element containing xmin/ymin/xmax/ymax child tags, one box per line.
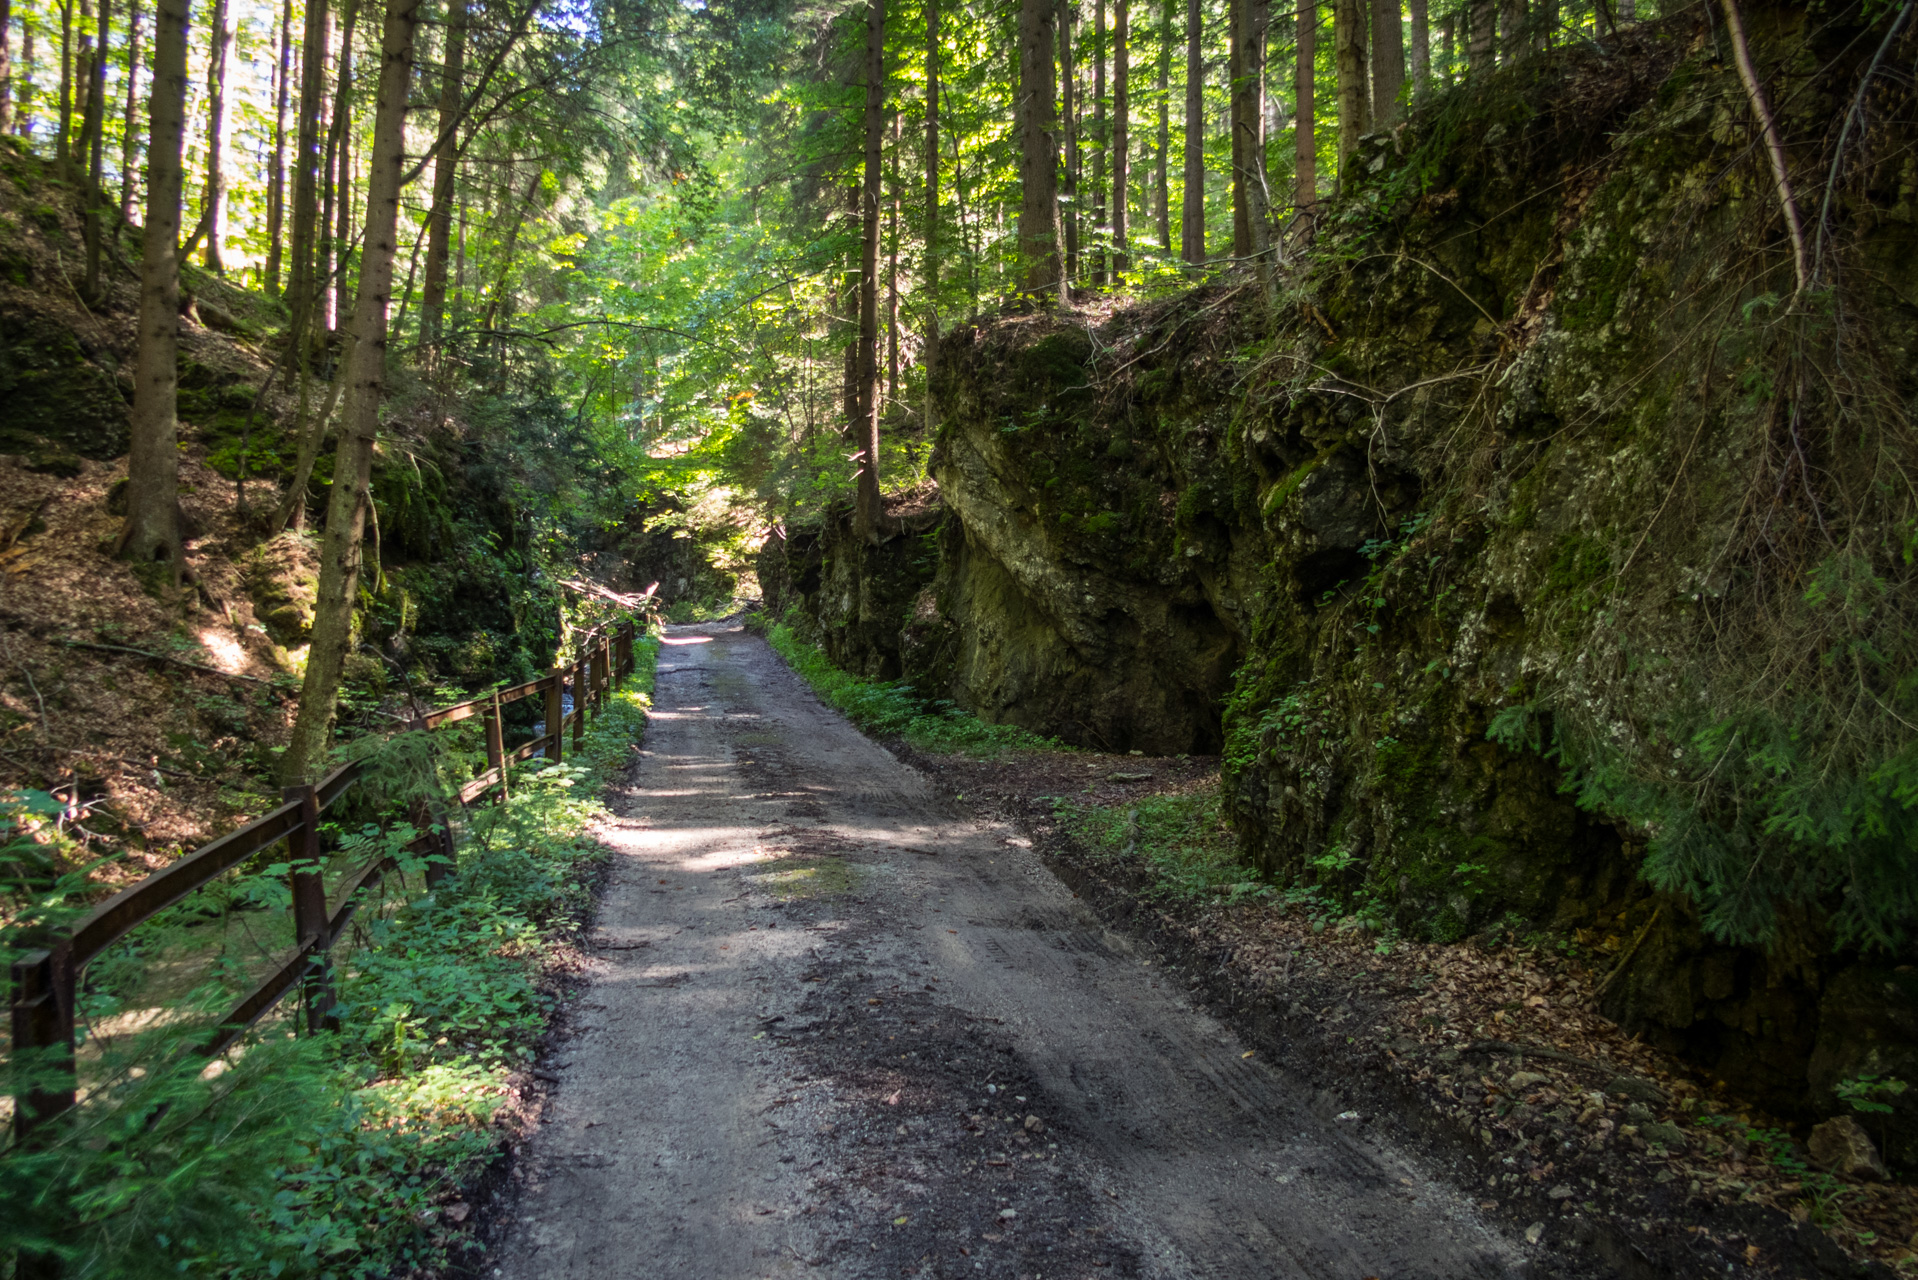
<box><xmin>0</xmin><ymin>637</ymin><xmax>660</xmax><ymax>1279</ymax></box>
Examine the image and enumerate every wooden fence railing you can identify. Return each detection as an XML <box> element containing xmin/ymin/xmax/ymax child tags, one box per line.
<box><xmin>8</xmin><ymin>617</ymin><xmax>644</xmax><ymax>1144</ymax></box>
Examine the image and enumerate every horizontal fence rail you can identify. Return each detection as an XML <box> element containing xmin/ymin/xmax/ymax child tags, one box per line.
<box><xmin>9</xmin><ymin>617</ymin><xmax>646</xmax><ymax>1144</ymax></box>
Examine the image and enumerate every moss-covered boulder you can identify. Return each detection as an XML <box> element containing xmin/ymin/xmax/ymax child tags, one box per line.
<box><xmin>0</xmin><ymin>305</ymin><xmax>131</xmax><ymax>462</ymax></box>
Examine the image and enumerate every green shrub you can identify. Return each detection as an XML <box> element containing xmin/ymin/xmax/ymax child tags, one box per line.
<box><xmin>0</xmin><ymin>638</ymin><xmax>661</xmax><ymax>1277</ymax></box>
<box><xmin>761</xmin><ymin>618</ymin><xmax>1055</xmax><ymax>756</ymax></box>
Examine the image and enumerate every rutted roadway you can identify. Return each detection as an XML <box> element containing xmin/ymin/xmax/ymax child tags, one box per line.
<box><xmin>493</xmin><ymin>622</ymin><xmax>1529</xmax><ymax>1280</ymax></box>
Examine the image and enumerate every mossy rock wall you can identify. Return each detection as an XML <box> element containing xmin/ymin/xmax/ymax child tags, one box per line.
<box><xmin>779</xmin><ymin>5</ymin><xmax>1918</xmax><ymax>1157</ymax></box>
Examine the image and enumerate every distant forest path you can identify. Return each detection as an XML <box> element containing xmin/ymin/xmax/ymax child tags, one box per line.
<box><xmin>492</xmin><ymin>622</ymin><xmax>1529</xmax><ymax>1279</ymax></box>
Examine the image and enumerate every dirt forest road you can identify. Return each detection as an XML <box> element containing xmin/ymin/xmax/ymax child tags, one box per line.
<box><xmin>492</xmin><ymin>623</ymin><xmax>1534</xmax><ymax>1280</ymax></box>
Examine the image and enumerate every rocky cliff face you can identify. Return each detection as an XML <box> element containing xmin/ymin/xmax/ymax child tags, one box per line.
<box><xmin>762</xmin><ymin>6</ymin><xmax>1918</xmax><ymax>1163</ymax></box>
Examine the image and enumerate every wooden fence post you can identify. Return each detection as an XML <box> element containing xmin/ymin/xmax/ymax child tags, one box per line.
<box><xmin>284</xmin><ymin>785</ymin><xmax>337</xmax><ymax>1034</ymax></box>
<box><xmin>485</xmin><ymin>690</ymin><xmax>508</xmax><ymax>803</ymax></box>
<box><xmin>595</xmin><ymin>635</ymin><xmax>610</xmax><ymax>706</ymax></box>
<box><xmin>543</xmin><ymin>669</ymin><xmax>564</xmax><ymax>765</ymax></box>
<box><xmin>9</xmin><ymin>945</ymin><xmax>75</xmax><ymax>1144</ymax></box>
<box><xmin>573</xmin><ymin>654</ymin><xmax>589</xmax><ymax>748</ymax></box>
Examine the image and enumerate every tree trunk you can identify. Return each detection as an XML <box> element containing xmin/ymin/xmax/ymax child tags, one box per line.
<box><xmin>1058</xmin><ymin>0</ymin><xmax>1077</xmax><ymax>283</ymax></box>
<box><xmin>854</xmin><ymin>0</ymin><xmax>886</xmax><ymax>540</ymax></box>
<box><xmin>330</xmin><ymin>0</ymin><xmax>359</xmax><ymax>332</ymax></box>
<box><xmin>79</xmin><ymin>0</ymin><xmax>107</xmax><ymax>298</ymax></box>
<box><xmin>1408</xmin><ymin>0</ymin><xmax>1429</xmax><ymax>103</ymax></box>
<box><xmin>0</xmin><ymin>0</ymin><xmax>12</xmax><ymax>134</ymax></box>
<box><xmin>1295</xmin><ymin>0</ymin><xmax>1316</xmax><ymax>209</ymax></box>
<box><xmin>117</xmin><ymin>0</ymin><xmax>188</xmax><ymax>573</ymax></box>
<box><xmin>1498</xmin><ymin>0</ymin><xmax>1523</xmax><ymax>62</ymax></box>
<box><xmin>282</xmin><ymin>0</ymin><xmax>421</xmax><ymax>786</ymax></box>
<box><xmin>922</xmin><ymin>0</ymin><xmax>939</xmax><ymax>428</ymax></box>
<box><xmin>1017</xmin><ymin>0</ymin><xmax>1064</xmax><ymax>296</ymax></box>
<box><xmin>1235</xmin><ymin>0</ymin><xmax>1272</xmax><ymax>284</ymax></box>
<box><xmin>1179</xmin><ymin>0</ymin><xmax>1203</xmax><ymax>264</ymax></box>
<box><xmin>1370</xmin><ymin>0</ymin><xmax>1403</xmax><ymax>126</ymax></box>
<box><xmin>200</xmin><ymin>0</ymin><xmax>232</xmax><ymax>273</ymax></box>
<box><xmin>1467</xmin><ymin>0</ymin><xmax>1492</xmax><ymax>69</ymax></box>
<box><xmin>886</xmin><ymin>111</ymin><xmax>899</xmax><ymax>407</ymax></box>
<box><xmin>1334</xmin><ymin>0</ymin><xmax>1369</xmax><ymax>173</ymax></box>
<box><xmin>418</xmin><ymin>0</ymin><xmax>466</xmax><ymax>351</ymax></box>
<box><xmin>1228</xmin><ymin>0</ymin><xmax>1245</xmax><ymax>255</ymax></box>
<box><xmin>1154</xmin><ymin>0</ymin><xmax>1170</xmax><ymax>249</ymax></box>
<box><xmin>1090</xmin><ymin>0</ymin><xmax>1106</xmax><ymax>285</ymax></box>
<box><xmin>288</xmin><ymin>0</ymin><xmax>328</xmax><ymax>338</ymax></box>
<box><xmin>118</xmin><ymin>6</ymin><xmax>141</xmax><ymax>220</ymax></box>
<box><xmin>1112</xmin><ymin>0</ymin><xmax>1129</xmax><ymax>277</ymax></box>
<box><xmin>265</xmin><ymin>0</ymin><xmax>292</xmax><ymax>293</ymax></box>
<box><xmin>56</xmin><ymin>0</ymin><xmax>72</xmax><ymax>171</ymax></box>
<box><xmin>16</xmin><ymin>25</ymin><xmax>33</xmax><ymax>138</ymax></box>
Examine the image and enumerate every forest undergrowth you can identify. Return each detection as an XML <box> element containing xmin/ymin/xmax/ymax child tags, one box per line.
<box><xmin>0</xmin><ymin>638</ymin><xmax>660</xmax><ymax>1279</ymax></box>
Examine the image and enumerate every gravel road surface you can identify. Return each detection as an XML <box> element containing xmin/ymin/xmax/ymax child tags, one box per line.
<box><xmin>492</xmin><ymin>622</ymin><xmax>1530</xmax><ymax>1280</ymax></box>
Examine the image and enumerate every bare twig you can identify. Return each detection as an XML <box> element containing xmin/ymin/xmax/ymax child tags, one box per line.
<box><xmin>1812</xmin><ymin>0</ymin><xmax>1915</xmax><ymax>284</ymax></box>
<box><xmin>1717</xmin><ymin>0</ymin><xmax>1809</xmax><ymax>296</ymax></box>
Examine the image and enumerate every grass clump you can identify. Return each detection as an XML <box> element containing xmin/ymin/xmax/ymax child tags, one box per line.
<box><xmin>1053</xmin><ymin>785</ymin><xmax>1266</xmax><ymax>905</ymax></box>
<box><xmin>0</xmin><ymin>636</ymin><xmax>661</xmax><ymax>1278</ymax></box>
<box><xmin>758</xmin><ymin>616</ymin><xmax>1055</xmax><ymax>756</ymax></box>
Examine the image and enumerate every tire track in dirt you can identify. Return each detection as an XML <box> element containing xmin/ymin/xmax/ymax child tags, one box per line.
<box><xmin>491</xmin><ymin>622</ymin><xmax>1531</xmax><ymax>1279</ymax></box>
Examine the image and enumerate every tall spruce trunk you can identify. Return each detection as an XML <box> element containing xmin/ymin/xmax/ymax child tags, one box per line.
<box><xmin>418</xmin><ymin>0</ymin><xmax>466</xmax><ymax>350</ymax></box>
<box><xmin>118</xmin><ymin>0</ymin><xmax>188</xmax><ymax>571</ymax></box>
<box><xmin>0</xmin><ymin>0</ymin><xmax>11</xmax><ymax>134</ymax></box>
<box><xmin>1090</xmin><ymin>0</ymin><xmax>1105</xmax><ymax>284</ymax></box>
<box><xmin>1467</xmin><ymin>0</ymin><xmax>1493</xmax><ymax>68</ymax></box>
<box><xmin>1112</xmin><ymin>0</ymin><xmax>1128</xmax><ymax>277</ymax></box>
<box><xmin>922</xmin><ymin>0</ymin><xmax>939</xmax><ymax>427</ymax></box>
<box><xmin>1370</xmin><ymin>0</ymin><xmax>1402</xmax><ymax>125</ymax></box>
<box><xmin>1499</xmin><ymin>0</ymin><xmax>1525</xmax><ymax>61</ymax></box>
<box><xmin>1235</xmin><ymin>0</ymin><xmax>1272</xmax><ymax>285</ymax></box>
<box><xmin>55</xmin><ymin>0</ymin><xmax>71</xmax><ymax>171</ymax></box>
<box><xmin>886</xmin><ymin>112</ymin><xmax>899</xmax><ymax>405</ymax></box>
<box><xmin>283</xmin><ymin>0</ymin><xmax>420</xmax><ymax>786</ymax></box>
<box><xmin>1228</xmin><ymin>0</ymin><xmax>1245</xmax><ymax>255</ymax></box>
<box><xmin>118</xmin><ymin>5</ymin><xmax>140</xmax><ymax>220</ymax></box>
<box><xmin>1295</xmin><ymin>0</ymin><xmax>1316</xmax><ymax>209</ymax></box>
<box><xmin>330</xmin><ymin>1</ymin><xmax>359</xmax><ymax>331</ymax></box>
<box><xmin>289</xmin><ymin>0</ymin><xmax>329</xmax><ymax>340</ymax></box>
<box><xmin>200</xmin><ymin>0</ymin><xmax>231</xmax><ymax>272</ymax></box>
<box><xmin>854</xmin><ymin>0</ymin><xmax>886</xmax><ymax>539</ymax></box>
<box><xmin>1408</xmin><ymin>0</ymin><xmax>1429</xmax><ymax>103</ymax></box>
<box><xmin>1016</xmin><ymin>0</ymin><xmax>1064</xmax><ymax>295</ymax></box>
<box><xmin>1154</xmin><ymin>0</ymin><xmax>1170</xmax><ymax>250</ymax></box>
<box><xmin>1334</xmin><ymin>0</ymin><xmax>1369</xmax><ymax>173</ymax></box>
<box><xmin>1179</xmin><ymin>0</ymin><xmax>1203</xmax><ymax>264</ymax></box>
<box><xmin>265</xmin><ymin>0</ymin><xmax>292</xmax><ymax>292</ymax></box>
<box><xmin>1058</xmin><ymin>0</ymin><xmax>1077</xmax><ymax>283</ymax></box>
<box><xmin>79</xmin><ymin>0</ymin><xmax>107</xmax><ymax>299</ymax></box>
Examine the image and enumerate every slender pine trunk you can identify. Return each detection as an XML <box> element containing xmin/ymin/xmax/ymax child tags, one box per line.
<box><xmin>79</xmin><ymin>0</ymin><xmax>107</xmax><ymax>298</ymax></box>
<box><xmin>0</xmin><ymin>0</ymin><xmax>12</xmax><ymax>134</ymax></box>
<box><xmin>330</xmin><ymin>0</ymin><xmax>359</xmax><ymax>332</ymax></box>
<box><xmin>118</xmin><ymin>5</ymin><xmax>140</xmax><ymax>220</ymax></box>
<box><xmin>1154</xmin><ymin>0</ymin><xmax>1170</xmax><ymax>250</ymax></box>
<box><xmin>922</xmin><ymin>0</ymin><xmax>939</xmax><ymax>428</ymax></box>
<box><xmin>118</xmin><ymin>0</ymin><xmax>188</xmax><ymax>572</ymax></box>
<box><xmin>283</xmin><ymin>0</ymin><xmax>421</xmax><ymax>786</ymax></box>
<box><xmin>1228</xmin><ymin>0</ymin><xmax>1246</xmax><ymax>255</ymax></box>
<box><xmin>1179</xmin><ymin>0</ymin><xmax>1203</xmax><ymax>264</ymax></box>
<box><xmin>55</xmin><ymin>0</ymin><xmax>72</xmax><ymax>171</ymax></box>
<box><xmin>418</xmin><ymin>0</ymin><xmax>467</xmax><ymax>351</ymax></box>
<box><xmin>1370</xmin><ymin>0</ymin><xmax>1403</xmax><ymax>125</ymax></box>
<box><xmin>886</xmin><ymin>111</ymin><xmax>899</xmax><ymax>408</ymax></box>
<box><xmin>1059</xmin><ymin>0</ymin><xmax>1077</xmax><ymax>283</ymax></box>
<box><xmin>1295</xmin><ymin>0</ymin><xmax>1316</xmax><ymax>209</ymax></box>
<box><xmin>1334</xmin><ymin>0</ymin><xmax>1369</xmax><ymax>174</ymax></box>
<box><xmin>854</xmin><ymin>0</ymin><xmax>886</xmax><ymax>539</ymax></box>
<box><xmin>288</xmin><ymin>0</ymin><xmax>327</xmax><ymax>334</ymax></box>
<box><xmin>1468</xmin><ymin>0</ymin><xmax>1492</xmax><ymax>69</ymax></box>
<box><xmin>265</xmin><ymin>0</ymin><xmax>292</xmax><ymax>293</ymax></box>
<box><xmin>1090</xmin><ymin>0</ymin><xmax>1106</xmax><ymax>284</ymax></box>
<box><xmin>1408</xmin><ymin>0</ymin><xmax>1429</xmax><ymax>103</ymax></box>
<box><xmin>1113</xmin><ymin>0</ymin><xmax>1129</xmax><ymax>278</ymax></box>
<box><xmin>1017</xmin><ymin>0</ymin><xmax>1064</xmax><ymax>297</ymax></box>
<box><xmin>200</xmin><ymin>0</ymin><xmax>231</xmax><ymax>272</ymax></box>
